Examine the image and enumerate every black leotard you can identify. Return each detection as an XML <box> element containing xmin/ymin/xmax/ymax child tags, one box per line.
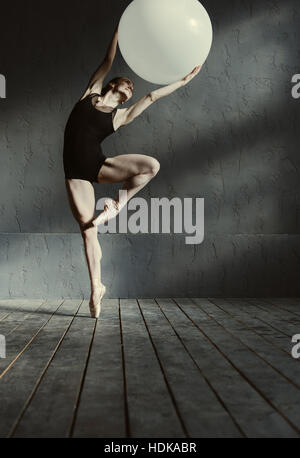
<box><xmin>63</xmin><ymin>93</ymin><xmax>117</xmax><ymax>183</ymax></box>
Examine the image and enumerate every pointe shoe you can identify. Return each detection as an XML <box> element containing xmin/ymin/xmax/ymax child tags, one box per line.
<box><xmin>89</xmin><ymin>283</ymin><xmax>106</xmax><ymax>319</ymax></box>
<box><xmin>93</xmin><ymin>198</ymin><xmax>125</xmax><ymax>227</ymax></box>
<box><xmin>100</xmin><ymin>198</ymin><xmax>120</xmax><ymax>225</ymax></box>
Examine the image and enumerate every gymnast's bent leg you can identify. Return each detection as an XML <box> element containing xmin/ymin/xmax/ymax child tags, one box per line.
<box><xmin>93</xmin><ymin>153</ymin><xmax>160</xmax><ymax>225</ymax></box>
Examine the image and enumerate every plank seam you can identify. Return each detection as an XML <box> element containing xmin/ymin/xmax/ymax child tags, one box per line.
<box><xmin>119</xmin><ymin>298</ymin><xmax>131</xmax><ymax>439</ymax></box>
<box><xmin>137</xmin><ymin>299</ymin><xmax>189</xmax><ymax>438</ymax></box>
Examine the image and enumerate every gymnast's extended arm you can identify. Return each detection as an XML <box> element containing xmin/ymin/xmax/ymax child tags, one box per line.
<box><xmin>81</xmin><ymin>25</ymin><xmax>119</xmax><ymax>98</ymax></box>
<box><xmin>117</xmin><ymin>65</ymin><xmax>202</xmax><ymax>128</ymax></box>
<box><xmin>150</xmin><ymin>65</ymin><xmax>202</xmax><ymax>101</ymax></box>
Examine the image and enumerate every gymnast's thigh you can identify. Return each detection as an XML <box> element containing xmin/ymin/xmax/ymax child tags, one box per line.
<box><xmin>97</xmin><ymin>154</ymin><xmax>160</xmax><ymax>184</ymax></box>
<box><xmin>65</xmin><ymin>179</ymin><xmax>96</xmax><ymax>229</ymax></box>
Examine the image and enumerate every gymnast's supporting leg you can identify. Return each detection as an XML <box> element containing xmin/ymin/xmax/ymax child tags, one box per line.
<box><xmin>65</xmin><ymin>179</ymin><xmax>106</xmax><ymax>318</ymax></box>
<box><xmin>80</xmin><ymin>223</ymin><xmax>106</xmax><ymax>317</ymax></box>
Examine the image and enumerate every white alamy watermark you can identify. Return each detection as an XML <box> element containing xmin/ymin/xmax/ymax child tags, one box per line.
<box><xmin>0</xmin><ymin>334</ymin><xmax>6</xmax><ymax>358</ymax></box>
<box><xmin>291</xmin><ymin>74</ymin><xmax>300</xmax><ymax>99</ymax></box>
<box><xmin>96</xmin><ymin>191</ymin><xmax>204</xmax><ymax>245</ymax></box>
<box><xmin>0</xmin><ymin>74</ymin><xmax>6</xmax><ymax>99</ymax></box>
<box><xmin>291</xmin><ymin>334</ymin><xmax>300</xmax><ymax>359</ymax></box>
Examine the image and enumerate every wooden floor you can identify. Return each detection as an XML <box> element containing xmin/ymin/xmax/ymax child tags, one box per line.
<box><xmin>0</xmin><ymin>297</ymin><xmax>300</xmax><ymax>438</ymax></box>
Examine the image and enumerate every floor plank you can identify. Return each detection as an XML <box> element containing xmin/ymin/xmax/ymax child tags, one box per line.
<box><xmin>120</xmin><ymin>298</ymin><xmax>185</xmax><ymax>438</ymax></box>
<box><xmin>72</xmin><ymin>299</ymin><xmax>126</xmax><ymax>438</ymax></box>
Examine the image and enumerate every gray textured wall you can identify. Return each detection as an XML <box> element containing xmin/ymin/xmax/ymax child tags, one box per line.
<box><xmin>0</xmin><ymin>0</ymin><xmax>299</xmax><ymax>298</ymax></box>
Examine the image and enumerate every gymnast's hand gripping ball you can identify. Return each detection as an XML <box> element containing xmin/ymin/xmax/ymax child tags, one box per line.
<box><xmin>118</xmin><ymin>0</ymin><xmax>213</xmax><ymax>85</ymax></box>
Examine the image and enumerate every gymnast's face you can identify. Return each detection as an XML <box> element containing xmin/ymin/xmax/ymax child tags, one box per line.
<box><xmin>115</xmin><ymin>79</ymin><xmax>134</xmax><ymax>104</ymax></box>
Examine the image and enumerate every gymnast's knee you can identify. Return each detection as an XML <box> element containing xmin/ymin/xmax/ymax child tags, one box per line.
<box><xmin>80</xmin><ymin>221</ymin><xmax>97</xmax><ymax>240</ymax></box>
<box><xmin>149</xmin><ymin>158</ymin><xmax>160</xmax><ymax>176</ymax></box>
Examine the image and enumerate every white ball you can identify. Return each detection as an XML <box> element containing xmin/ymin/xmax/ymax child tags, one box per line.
<box><xmin>118</xmin><ymin>0</ymin><xmax>213</xmax><ymax>85</ymax></box>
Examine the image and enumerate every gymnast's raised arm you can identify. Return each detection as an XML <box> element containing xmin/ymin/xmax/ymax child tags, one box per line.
<box><xmin>117</xmin><ymin>65</ymin><xmax>202</xmax><ymax>128</ymax></box>
<box><xmin>81</xmin><ymin>25</ymin><xmax>119</xmax><ymax>100</ymax></box>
